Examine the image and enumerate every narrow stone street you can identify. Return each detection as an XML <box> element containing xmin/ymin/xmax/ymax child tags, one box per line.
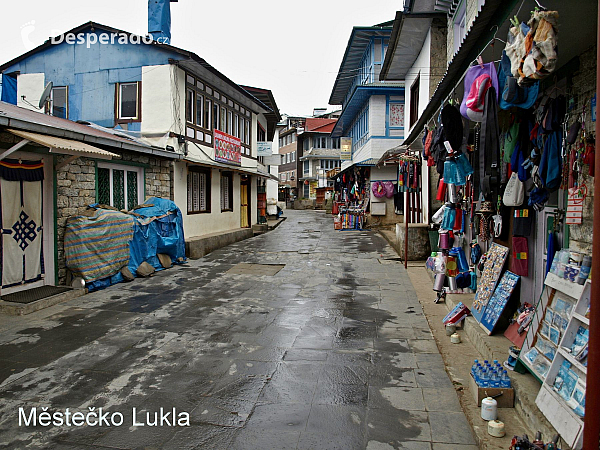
<box><xmin>0</xmin><ymin>210</ymin><xmax>476</xmax><ymax>449</ymax></box>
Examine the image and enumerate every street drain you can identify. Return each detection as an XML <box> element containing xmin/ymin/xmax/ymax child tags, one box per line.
<box><xmin>226</xmin><ymin>263</ymin><xmax>285</xmax><ymax>276</ymax></box>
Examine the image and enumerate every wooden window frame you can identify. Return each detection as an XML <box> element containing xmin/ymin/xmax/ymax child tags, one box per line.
<box><xmin>115</xmin><ymin>81</ymin><xmax>142</xmax><ymax>124</ymax></box>
<box><xmin>187</xmin><ymin>166</ymin><xmax>211</xmax><ymax>214</ymax></box>
<box><xmin>220</xmin><ymin>171</ymin><xmax>234</xmax><ymax>212</ymax></box>
<box><xmin>184</xmin><ymin>72</ymin><xmax>252</xmax><ymax>155</ymax></box>
<box><xmin>410</xmin><ymin>74</ymin><xmax>420</xmax><ymax>128</ymax></box>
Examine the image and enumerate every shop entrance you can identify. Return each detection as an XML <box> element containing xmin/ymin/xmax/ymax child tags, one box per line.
<box><xmin>0</xmin><ymin>153</ymin><xmax>54</xmax><ymax>296</ymax></box>
<box><xmin>240</xmin><ymin>176</ymin><xmax>251</xmax><ymax>228</ymax></box>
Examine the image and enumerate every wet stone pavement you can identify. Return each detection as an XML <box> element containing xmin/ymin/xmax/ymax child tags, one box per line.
<box><xmin>0</xmin><ymin>210</ymin><xmax>476</xmax><ymax>449</ymax></box>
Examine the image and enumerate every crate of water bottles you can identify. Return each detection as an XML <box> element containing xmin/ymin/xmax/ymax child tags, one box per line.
<box><xmin>469</xmin><ymin>359</ymin><xmax>515</xmax><ymax>408</ymax></box>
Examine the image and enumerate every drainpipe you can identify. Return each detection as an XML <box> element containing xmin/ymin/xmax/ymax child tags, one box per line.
<box><xmin>583</xmin><ymin>2</ymin><xmax>600</xmax><ymax>447</ymax></box>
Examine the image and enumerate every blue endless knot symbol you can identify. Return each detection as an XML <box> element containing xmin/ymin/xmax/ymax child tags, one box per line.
<box><xmin>12</xmin><ymin>211</ymin><xmax>37</xmax><ymax>251</ymax></box>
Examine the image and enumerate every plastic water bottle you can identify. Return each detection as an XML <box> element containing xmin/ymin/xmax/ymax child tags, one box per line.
<box><xmin>500</xmin><ymin>370</ymin><xmax>511</xmax><ymax>388</ymax></box>
<box><xmin>475</xmin><ymin>364</ymin><xmax>484</xmax><ymax>384</ymax></box>
<box><xmin>490</xmin><ymin>370</ymin><xmax>500</xmax><ymax>388</ymax></box>
<box><xmin>471</xmin><ymin>360</ymin><xmax>479</xmax><ymax>377</ymax></box>
<box><xmin>480</xmin><ymin>369</ymin><xmax>489</xmax><ymax>388</ymax></box>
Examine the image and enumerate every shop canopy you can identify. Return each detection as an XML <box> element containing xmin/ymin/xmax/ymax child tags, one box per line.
<box><xmin>5</xmin><ymin>129</ymin><xmax>118</xmax><ymax>163</ymax></box>
<box><xmin>392</xmin><ymin>0</ymin><xmax>520</xmax><ymax>150</ymax></box>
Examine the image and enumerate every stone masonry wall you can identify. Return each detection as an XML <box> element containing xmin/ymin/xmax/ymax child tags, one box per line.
<box><xmin>55</xmin><ymin>153</ymin><xmax>173</xmax><ymax>285</ymax></box>
<box><xmin>566</xmin><ymin>46</ymin><xmax>597</xmax><ymax>254</ymax></box>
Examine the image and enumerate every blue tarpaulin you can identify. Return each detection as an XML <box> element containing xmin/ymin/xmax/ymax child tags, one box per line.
<box><xmin>1</xmin><ymin>74</ymin><xmax>17</xmax><ymax>105</ymax></box>
<box><xmin>85</xmin><ymin>197</ymin><xmax>186</xmax><ymax>291</ymax></box>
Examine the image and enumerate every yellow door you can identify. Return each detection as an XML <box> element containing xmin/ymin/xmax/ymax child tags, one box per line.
<box><xmin>240</xmin><ymin>183</ymin><xmax>249</xmax><ymax>228</ymax></box>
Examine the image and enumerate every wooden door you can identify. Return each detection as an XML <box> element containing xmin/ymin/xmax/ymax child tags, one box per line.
<box><xmin>240</xmin><ymin>180</ymin><xmax>249</xmax><ymax>228</ymax></box>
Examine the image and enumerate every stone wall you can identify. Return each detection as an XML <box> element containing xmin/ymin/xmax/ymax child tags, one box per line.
<box><xmin>566</xmin><ymin>46</ymin><xmax>597</xmax><ymax>254</ymax></box>
<box><xmin>55</xmin><ymin>155</ymin><xmax>97</xmax><ymax>284</ymax></box>
<box><xmin>55</xmin><ymin>153</ymin><xmax>174</xmax><ymax>285</ymax></box>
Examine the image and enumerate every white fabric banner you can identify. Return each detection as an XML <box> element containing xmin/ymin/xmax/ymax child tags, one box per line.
<box><xmin>2</xmin><ymin>179</ymin><xmax>43</xmax><ymax>287</ymax></box>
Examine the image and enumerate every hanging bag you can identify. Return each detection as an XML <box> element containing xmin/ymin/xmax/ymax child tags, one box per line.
<box><xmin>503</xmin><ymin>173</ymin><xmax>525</xmax><ymax>207</ymax></box>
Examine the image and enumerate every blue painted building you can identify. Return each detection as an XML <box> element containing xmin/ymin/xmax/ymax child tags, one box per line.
<box><xmin>0</xmin><ymin>10</ymin><xmax>280</xmax><ymax>248</ymax></box>
<box><xmin>329</xmin><ymin>24</ymin><xmax>406</xmax><ymax>224</ymax></box>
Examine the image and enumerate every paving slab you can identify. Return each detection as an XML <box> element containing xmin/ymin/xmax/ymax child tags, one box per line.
<box><xmin>0</xmin><ymin>210</ymin><xmax>475</xmax><ymax>449</ymax></box>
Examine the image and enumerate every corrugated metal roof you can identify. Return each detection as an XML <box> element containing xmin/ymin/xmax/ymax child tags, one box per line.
<box><xmin>0</xmin><ymin>101</ymin><xmax>182</xmax><ymax>159</ymax></box>
<box><xmin>8</xmin><ymin>129</ymin><xmax>118</xmax><ymax>159</ymax></box>
<box><xmin>329</xmin><ymin>26</ymin><xmax>393</xmax><ymax>105</ymax></box>
<box><xmin>402</xmin><ymin>0</ymin><xmax>519</xmax><ymax>149</ymax></box>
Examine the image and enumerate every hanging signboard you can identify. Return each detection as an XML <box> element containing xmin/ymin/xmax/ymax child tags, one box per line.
<box><xmin>214</xmin><ymin>130</ymin><xmax>241</xmax><ymax>166</ymax></box>
<box><xmin>262</xmin><ymin>154</ymin><xmax>282</xmax><ymax>166</ymax></box>
<box><xmin>340</xmin><ymin>137</ymin><xmax>352</xmax><ymax>161</ymax></box>
<box><xmin>257</xmin><ymin>141</ymin><xmax>272</xmax><ymax>156</ymax></box>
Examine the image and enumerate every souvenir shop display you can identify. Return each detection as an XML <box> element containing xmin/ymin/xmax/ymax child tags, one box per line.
<box><xmin>471</xmin><ymin>243</ymin><xmax>510</xmax><ymax>323</ymax></box>
<box><xmin>333</xmin><ymin>166</ymin><xmax>371</xmax><ymax>231</ymax></box>
<box><xmin>419</xmin><ymin>6</ymin><xmax>594</xmax><ymax>443</ymax></box>
<box><xmin>518</xmin><ymin>268</ymin><xmax>591</xmax><ymax>448</ymax></box>
<box><xmin>479</xmin><ymin>271</ymin><xmax>520</xmax><ymax>335</ymax></box>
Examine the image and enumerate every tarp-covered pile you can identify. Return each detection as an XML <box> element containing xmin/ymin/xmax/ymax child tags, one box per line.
<box><xmin>65</xmin><ymin>197</ymin><xmax>186</xmax><ymax>291</ymax></box>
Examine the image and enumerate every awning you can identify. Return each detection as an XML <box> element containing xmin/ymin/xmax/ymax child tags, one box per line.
<box><xmin>7</xmin><ymin>129</ymin><xmax>118</xmax><ymax>160</ymax></box>
<box><xmin>330</xmin><ymin>158</ymin><xmax>377</xmax><ymax>179</ymax></box>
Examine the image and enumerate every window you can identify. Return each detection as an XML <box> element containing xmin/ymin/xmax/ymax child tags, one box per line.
<box><xmin>220</xmin><ymin>107</ymin><xmax>227</xmax><ymax>131</ymax></box>
<box><xmin>410</xmin><ymin>75</ymin><xmax>420</xmax><ymax>128</ymax></box>
<box><xmin>49</xmin><ymin>86</ymin><xmax>68</xmax><ymax>119</ymax></box>
<box><xmin>220</xmin><ymin>172</ymin><xmax>233</xmax><ymax>211</ymax></box>
<box><xmin>332</xmin><ymin>137</ymin><xmax>340</xmax><ymax>149</ymax></box>
<box><xmin>187</xmin><ymin>167</ymin><xmax>211</xmax><ymax>213</ymax></box>
<box><xmin>314</xmin><ymin>136</ymin><xmax>328</xmax><ymax>148</ymax></box>
<box><xmin>245</xmin><ymin>119</ymin><xmax>250</xmax><ymax>145</ymax></box>
<box><xmin>453</xmin><ymin>2</ymin><xmax>467</xmax><ymax>54</ymax></box>
<box><xmin>303</xmin><ymin>138</ymin><xmax>309</xmax><ymax>151</ymax></box>
<box><xmin>117</xmin><ymin>82</ymin><xmax>140</xmax><ymax>121</ymax></box>
<box><xmin>204</xmin><ymin>98</ymin><xmax>212</xmax><ymax>130</ymax></box>
<box><xmin>97</xmin><ymin>163</ymin><xmax>143</xmax><ymax>211</ymax></box>
<box><xmin>234</xmin><ymin>114</ymin><xmax>239</xmax><ymax>138</ymax></box>
<box><xmin>186</xmin><ymin>88</ymin><xmax>194</xmax><ymax>123</ymax></box>
<box><xmin>303</xmin><ymin>183</ymin><xmax>309</xmax><ymax>198</ymax></box>
<box><xmin>196</xmin><ymin>93</ymin><xmax>204</xmax><ymax>127</ymax></box>
<box><xmin>213</xmin><ymin>103</ymin><xmax>219</xmax><ymax>130</ymax></box>
<box><xmin>303</xmin><ymin>160</ymin><xmax>309</xmax><ymax>175</ymax></box>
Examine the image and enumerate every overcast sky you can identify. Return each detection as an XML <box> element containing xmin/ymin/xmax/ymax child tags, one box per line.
<box><xmin>1</xmin><ymin>1</ymin><xmax>401</xmax><ymax>117</ymax></box>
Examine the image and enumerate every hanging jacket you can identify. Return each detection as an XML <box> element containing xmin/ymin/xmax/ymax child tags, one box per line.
<box><xmin>539</xmin><ymin>129</ymin><xmax>562</xmax><ymax>190</ymax></box>
<box><xmin>477</xmin><ymin>86</ymin><xmax>501</xmax><ymax>200</ymax></box>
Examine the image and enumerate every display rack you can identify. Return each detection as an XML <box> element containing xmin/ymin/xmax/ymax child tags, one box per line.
<box><xmin>519</xmin><ymin>272</ymin><xmax>590</xmax><ymax>449</ymax></box>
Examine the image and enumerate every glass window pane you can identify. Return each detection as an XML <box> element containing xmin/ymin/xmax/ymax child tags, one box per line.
<box><xmin>52</xmin><ymin>87</ymin><xmax>67</xmax><ymax>119</ymax></box>
<box><xmin>205</xmin><ymin>98</ymin><xmax>212</xmax><ymax>130</ymax></box>
<box><xmin>127</xmin><ymin>170</ymin><xmax>138</xmax><ymax>210</ymax></box>
<box><xmin>196</xmin><ymin>94</ymin><xmax>203</xmax><ymax>126</ymax></box>
<box><xmin>220</xmin><ymin>107</ymin><xmax>226</xmax><ymax>131</ymax></box>
<box><xmin>120</xmin><ymin>83</ymin><xmax>138</xmax><ymax>119</ymax></box>
<box><xmin>213</xmin><ymin>103</ymin><xmax>219</xmax><ymax>130</ymax></box>
<box><xmin>186</xmin><ymin>88</ymin><xmax>194</xmax><ymax>123</ymax></box>
<box><xmin>113</xmin><ymin>169</ymin><xmax>125</xmax><ymax>210</ymax></box>
<box><xmin>97</xmin><ymin>167</ymin><xmax>110</xmax><ymax>205</ymax></box>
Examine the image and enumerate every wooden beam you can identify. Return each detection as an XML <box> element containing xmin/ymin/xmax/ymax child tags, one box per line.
<box><xmin>54</xmin><ymin>154</ymin><xmax>79</xmax><ymax>170</ymax></box>
<box><xmin>0</xmin><ymin>139</ymin><xmax>30</xmax><ymax>161</ymax></box>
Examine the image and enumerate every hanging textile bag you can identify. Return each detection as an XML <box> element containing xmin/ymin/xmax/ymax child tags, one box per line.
<box><xmin>504</xmin><ymin>173</ymin><xmax>525</xmax><ymax>207</ymax></box>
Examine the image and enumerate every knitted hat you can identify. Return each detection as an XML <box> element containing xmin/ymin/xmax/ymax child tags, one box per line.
<box><xmin>460</xmin><ymin>63</ymin><xmax>499</xmax><ymax>122</ymax></box>
<box><xmin>441</xmin><ymin>105</ymin><xmax>464</xmax><ymax>152</ymax></box>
